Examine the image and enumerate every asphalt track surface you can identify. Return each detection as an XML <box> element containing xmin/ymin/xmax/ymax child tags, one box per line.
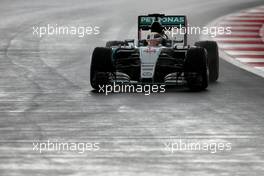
<box><xmin>0</xmin><ymin>0</ymin><xmax>264</xmax><ymax>175</ymax></box>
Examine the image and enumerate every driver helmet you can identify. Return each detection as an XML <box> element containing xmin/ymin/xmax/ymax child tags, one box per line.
<box><xmin>151</xmin><ymin>21</ymin><xmax>164</xmax><ymax>34</ymax></box>
<box><xmin>146</xmin><ymin>32</ymin><xmax>162</xmax><ymax>46</ymax></box>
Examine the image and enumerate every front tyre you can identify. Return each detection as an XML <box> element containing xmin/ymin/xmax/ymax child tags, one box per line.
<box><xmin>90</xmin><ymin>47</ymin><xmax>114</xmax><ymax>90</ymax></box>
<box><xmin>184</xmin><ymin>47</ymin><xmax>209</xmax><ymax>91</ymax></box>
<box><xmin>195</xmin><ymin>41</ymin><xmax>219</xmax><ymax>82</ymax></box>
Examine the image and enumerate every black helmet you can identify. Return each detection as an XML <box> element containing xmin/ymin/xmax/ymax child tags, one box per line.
<box><xmin>151</xmin><ymin>21</ymin><xmax>163</xmax><ymax>34</ymax></box>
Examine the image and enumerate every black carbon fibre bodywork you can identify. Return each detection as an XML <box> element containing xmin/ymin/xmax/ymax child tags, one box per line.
<box><xmin>113</xmin><ymin>48</ymin><xmax>187</xmax><ymax>83</ymax></box>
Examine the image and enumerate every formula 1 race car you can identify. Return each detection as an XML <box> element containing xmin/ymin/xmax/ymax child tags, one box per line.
<box><xmin>90</xmin><ymin>14</ymin><xmax>219</xmax><ymax>91</ymax></box>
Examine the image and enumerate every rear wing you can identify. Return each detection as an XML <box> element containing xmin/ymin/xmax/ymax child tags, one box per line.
<box><xmin>137</xmin><ymin>14</ymin><xmax>188</xmax><ymax>46</ymax></box>
<box><xmin>138</xmin><ymin>14</ymin><xmax>187</xmax><ymax>29</ymax></box>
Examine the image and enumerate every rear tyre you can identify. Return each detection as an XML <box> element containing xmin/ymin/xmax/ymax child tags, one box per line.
<box><xmin>184</xmin><ymin>47</ymin><xmax>209</xmax><ymax>91</ymax></box>
<box><xmin>106</xmin><ymin>41</ymin><xmax>128</xmax><ymax>48</ymax></box>
<box><xmin>195</xmin><ymin>41</ymin><xmax>219</xmax><ymax>82</ymax></box>
<box><xmin>90</xmin><ymin>47</ymin><xmax>114</xmax><ymax>90</ymax></box>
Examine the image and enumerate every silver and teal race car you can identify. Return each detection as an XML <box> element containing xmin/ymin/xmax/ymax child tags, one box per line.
<box><xmin>90</xmin><ymin>14</ymin><xmax>219</xmax><ymax>91</ymax></box>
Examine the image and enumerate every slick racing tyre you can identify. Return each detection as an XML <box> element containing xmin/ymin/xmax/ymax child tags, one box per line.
<box><xmin>90</xmin><ymin>47</ymin><xmax>114</xmax><ymax>90</ymax></box>
<box><xmin>184</xmin><ymin>47</ymin><xmax>209</xmax><ymax>91</ymax></box>
<box><xmin>106</xmin><ymin>40</ymin><xmax>128</xmax><ymax>48</ymax></box>
<box><xmin>195</xmin><ymin>41</ymin><xmax>219</xmax><ymax>82</ymax></box>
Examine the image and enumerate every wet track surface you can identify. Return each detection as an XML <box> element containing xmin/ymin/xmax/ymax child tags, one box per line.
<box><xmin>0</xmin><ymin>0</ymin><xmax>264</xmax><ymax>175</ymax></box>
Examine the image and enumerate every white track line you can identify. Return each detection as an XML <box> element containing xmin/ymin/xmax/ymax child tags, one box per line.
<box><xmin>255</xmin><ymin>67</ymin><xmax>264</xmax><ymax>71</ymax></box>
<box><xmin>236</xmin><ymin>58</ymin><xmax>264</xmax><ymax>63</ymax></box>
